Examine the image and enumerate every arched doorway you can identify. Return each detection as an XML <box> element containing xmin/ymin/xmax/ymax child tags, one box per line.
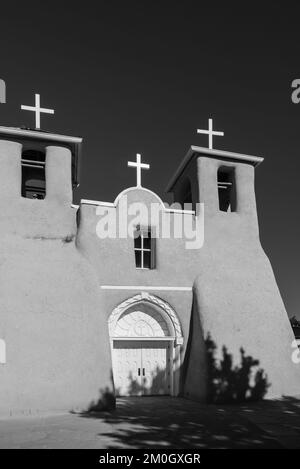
<box><xmin>108</xmin><ymin>293</ymin><xmax>183</xmax><ymax>397</ymax></box>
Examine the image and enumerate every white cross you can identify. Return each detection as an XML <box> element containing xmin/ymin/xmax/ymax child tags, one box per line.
<box><xmin>197</xmin><ymin>118</ymin><xmax>224</xmax><ymax>150</ymax></box>
<box><xmin>128</xmin><ymin>153</ymin><xmax>150</xmax><ymax>187</ymax></box>
<box><xmin>21</xmin><ymin>93</ymin><xmax>54</xmax><ymax>129</ymax></box>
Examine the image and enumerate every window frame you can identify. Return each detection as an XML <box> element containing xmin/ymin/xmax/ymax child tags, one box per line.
<box><xmin>134</xmin><ymin>226</ymin><xmax>155</xmax><ymax>270</ymax></box>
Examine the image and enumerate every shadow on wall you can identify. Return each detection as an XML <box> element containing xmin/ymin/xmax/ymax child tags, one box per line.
<box><xmin>114</xmin><ymin>366</ymin><xmax>169</xmax><ymax>397</ymax></box>
<box><xmin>82</xmin><ymin>364</ymin><xmax>170</xmax><ymax>413</ymax></box>
<box><xmin>80</xmin><ymin>331</ymin><xmax>270</xmax><ymax>413</ymax></box>
<box><xmin>182</xmin><ymin>296</ymin><xmax>270</xmax><ymax>404</ymax></box>
<box><xmin>87</xmin><ymin>387</ymin><xmax>116</xmax><ymax>411</ymax></box>
<box><xmin>83</xmin><ymin>364</ymin><xmax>172</xmax><ymax>413</ymax></box>
<box><xmin>76</xmin><ymin>362</ymin><xmax>170</xmax><ymax>410</ymax></box>
<box><xmin>83</xmin><ymin>372</ymin><xmax>116</xmax><ymax>412</ymax></box>
<box><xmin>205</xmin><ymin>334</ymin><xmax>270</xmax><ymax>404</ymax></box>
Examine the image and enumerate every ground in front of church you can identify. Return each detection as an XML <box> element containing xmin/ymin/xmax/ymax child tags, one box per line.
<box><xmin>0</xmin><ymin>396</ymin><xmax>300</xmax><ymax>449</ymax></box>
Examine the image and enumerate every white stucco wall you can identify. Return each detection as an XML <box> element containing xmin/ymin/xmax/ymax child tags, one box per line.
<box><xmin>184</xmin><ymin>157</ymin><xmax>300</xmax><ymax>401</ymax></box>
<box><xmin>0</xmin><ymin>140</ymin><xmax>114</xmax><ymax>416</ymax></box>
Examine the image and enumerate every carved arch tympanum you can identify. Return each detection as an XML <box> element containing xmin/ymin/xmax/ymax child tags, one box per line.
<box><xmin>108</xmin><ymin>292</ymin><xmax>183</xmax><ymax>346</ymax></box>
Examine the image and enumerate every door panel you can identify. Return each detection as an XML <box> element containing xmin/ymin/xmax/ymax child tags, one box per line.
<box><xmin>141</xmin><ymin>342</ymin><xmax>169</xmax><ymax>395</ymax></box>
<box><xmin>113</xmin><ymin>342</ymin><xmax>142</xmax><ymax>396</ymax></box>
<box><xmin>112</xmin><ymin>340</ymin><xmax>171</xmax><ymax>396</ymax></box>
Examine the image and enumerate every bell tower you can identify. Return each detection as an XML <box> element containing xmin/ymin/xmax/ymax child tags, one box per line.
<box><xmin>166</xmin><ymin>146</ymin><xmax>263</xmax><ymax>241</ymax></box>
<box><xmin>0</xmin><ymin>126</ymin><xmax>82</xmax><ymax>200</ymax></box>
<box><xmin>166</xmin><ymin>145</ymin><xmax>300</xmax><ymax>402</ymax></box>
<box><xmin>0</xmin><ymin>126</ymin><xmax>115</xmax><ymax>416</ymax></box>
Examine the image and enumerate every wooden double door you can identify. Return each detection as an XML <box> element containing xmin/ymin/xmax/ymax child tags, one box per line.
<box><xmin>112</xmin><ymin>340</ymin><xmax>171</xmax><ymax>396</ymax></box>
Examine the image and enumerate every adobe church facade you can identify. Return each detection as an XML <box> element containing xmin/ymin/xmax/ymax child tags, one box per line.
<box><xmin>0</xmin><ymin>126</ymin><xmax>299</xmax><ymax>415</ymax></box>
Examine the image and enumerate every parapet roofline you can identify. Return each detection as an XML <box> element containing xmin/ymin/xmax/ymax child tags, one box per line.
<box><xmin>165</xmin><ymin>146</ymin><xmax>264</xmax><ymax>193</ymax></box>
<box><xmin>0</xmin><ymin>126</ymin><xmax>82</xmax><ymax>144</ymax></box>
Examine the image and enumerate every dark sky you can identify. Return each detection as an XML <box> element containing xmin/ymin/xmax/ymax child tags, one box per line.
<box><xmin>1</xmin><ymin>2</ymin><xmax>300</xmax><ymax>317</ymax></box>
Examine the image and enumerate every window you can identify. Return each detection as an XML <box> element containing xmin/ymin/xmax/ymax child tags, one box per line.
<box><xmin>21</xmin><ymin>149</ymin><xmax>46</xmax><ymax>199</ymax></box>
<box><xmin>134</xmin><ymin>227</ymin><xmax>155</xmax><ymax>269</ymax></box>
<box><xmin>217</xmin><ymin>166</ymin><xmax>236</xmax><ymax>212</ymax></box>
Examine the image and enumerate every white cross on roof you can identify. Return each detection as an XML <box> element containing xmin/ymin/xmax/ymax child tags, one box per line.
<box><xmin>197</xmin><ymin>118</ymin><xmax>224</xmax><ymax>150</ymax></box>
<box><xmin>128</xmin><ymin>153</ymin><xmax>150</xmax><ymax>187</ymax></box>
<box><xmin>21</xmin><ymin>93</ymin><xmax>54</xmax><ymax>130</ymax></box>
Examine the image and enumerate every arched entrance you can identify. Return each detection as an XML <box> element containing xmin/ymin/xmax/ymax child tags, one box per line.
<box><xmin>108</xmin><ymin>293</ymin><xmax>183</xmax><ymax>397</ymax></box>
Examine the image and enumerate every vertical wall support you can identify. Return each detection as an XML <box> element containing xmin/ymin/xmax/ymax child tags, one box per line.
<box><xmin>0</xmin><ymin>140</ymin><xmax>22</xmax><ymax>199</ymax></box>
<box><xmin>197</xmin><ymin>157</ymin><xmax>219</xmax><ymax>214</ymax></box>
<box><xmin>45</xmin><ymin>146</ymin><xmax>72</xmax><ymax>205</ymax></box>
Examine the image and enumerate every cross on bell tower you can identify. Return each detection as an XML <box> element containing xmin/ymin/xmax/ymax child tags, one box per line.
<box><xmin>21</xmin><ymin>93</ymin><xmax>55</xmax><ymax>130</ymax></box>
<box><xmin>197</xmin><ymin>118</ymin><xmax>224</xmax><ymax>150</ymax></box>
<box><xmin>127</xmin><ymin>153</ymin><xmax>150</xmax><ymax>187</ymax></box>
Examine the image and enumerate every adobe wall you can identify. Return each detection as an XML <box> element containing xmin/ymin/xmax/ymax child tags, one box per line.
<box><xmin>77</xmin><ymin>188</ymin><xmax>201</xmax><ymax>287</ymax></box>
<box><xmin>0</xmin><ymin>140</ymin><xmax>114</xmax><ymax>416</ymax></box>
<box><xmin>76</xmin><ymin>187</ymin><xmax>200</xmax><ymax>392</ymax></box>
<box><xmin>184</xmin><ymin>157</ymin><xmax>300</xmax><ymax>401</ymax></box>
